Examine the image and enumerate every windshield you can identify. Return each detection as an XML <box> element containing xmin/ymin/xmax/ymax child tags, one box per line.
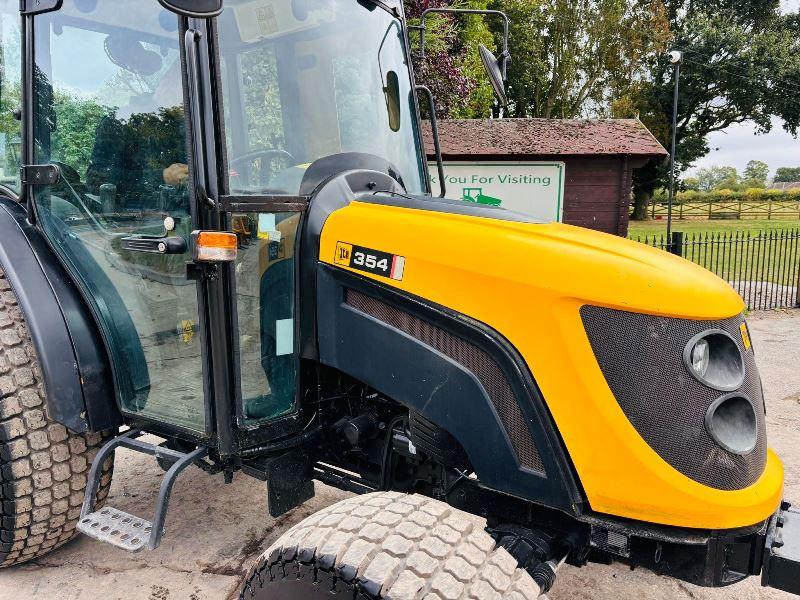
<box><xmin>217</xmin><ymin>0</ymin><xmax>427</xmax><ymax>196</ymax></box>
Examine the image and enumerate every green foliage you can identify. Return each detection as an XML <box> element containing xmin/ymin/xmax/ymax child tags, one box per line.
<box><xmin>653</xmin><ymin>187</ymin><xmax>800</xmax><ymax>204</ymax></box>
<box><xmin>486</xmin><ymin>0</ymin><xmax>670</xmax><ymax>118</ymax></box>
<box><xmin>239</xmin><ymin>46</ymin><xmax>284</xmax><ymax>152</ymax></box>
<box><xmin>681</xmin><ymin>176</ymin><xmax>700</xmax><ymax>191</ymax></box>
<box><xmin>405</xmin><ymin>0</ymin><xmax>496</xmax><ymax>118</ymax></box>
<box><xmin>743</xmin><ymin>160</ymin><xmax>770</xmax><ymax>187</ymax></box>
<box><xmin>775</xmin><ymin>167</ymin><xmax>800</xmax><ymax>183</ymax></box>
<box><xmin>450</xmin><ymin>0</ymin><xmax>496</xmax><ymax>118</ymax></box>
<box><xmin>0</xmin><ymin>15</ymin><xmax>21</xmax><ymax>184</ymax></box>
<box><xmin>51</xmin><ymin>91</ymin><xmax>114</xmax><ymax>176</ymax></box>
<box><xmin>695</xmin><ymin>165</ymin><xmax>739</xmax><ymax>191</ymax></box>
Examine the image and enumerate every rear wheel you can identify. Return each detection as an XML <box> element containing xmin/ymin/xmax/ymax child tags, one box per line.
<box><xmin>0</xmin><ymin>268</ymin><xmax>114</xmax><ymax>567</ymax></box>
<box><xmin>240</xmin><ymin>492</ymin><xmax>541</xmax><ymax>600</ymax></box>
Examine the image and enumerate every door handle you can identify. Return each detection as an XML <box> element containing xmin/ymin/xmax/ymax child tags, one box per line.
<box><xmin>121</xmin><ymin>236</ymin><xmax>187</xmax><ymax>255</ymax></box>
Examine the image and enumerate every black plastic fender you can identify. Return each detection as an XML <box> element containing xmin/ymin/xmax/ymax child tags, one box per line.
<box><xmin>316</xmin><ymin>265</ymin><xmax>582</xmax><ymax>514</ymax></box>
<box><xmin>0</xmin><ymin>197</ymin><xmax>121</xmax><ymax>433</ymax></box>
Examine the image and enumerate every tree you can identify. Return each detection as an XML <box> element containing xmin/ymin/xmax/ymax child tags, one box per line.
<box><xmin>695</xmin><ymin>165</ymin><xmax>738</xmax><ymax>191</ymax></box>
<box><xmin>742</xmin><ymin>160</ymin><xmax>770</xmax><ymax>188</ymax></box>
<box><xmin>486</xmin><ymin>0</ymin><xmax>670</xmax><ymax>118</ymax></box>
<box><xmin>775</xmin><ymin>167</ymin><xmax>800</xmax><ymax>183</ymax></box>
<box><xmin>624</xmin><ymin>1</ymin><xmax>800</xmax><ymax>218</ymax></box>
<box><xmin>52</xmin><ymin>91</ymin><xmax>114</xmax><ymax>177</ymax></box>
<box><xmin>681</xmin><ymin>176</ymin><xmax>700</xmax><ymax>191</ymax></box>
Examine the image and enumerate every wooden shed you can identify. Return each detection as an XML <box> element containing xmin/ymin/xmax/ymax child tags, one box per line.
<box><xmin>425</xmin><ymin>118</ymin><xmax>668</xmax><ymax>236</ymax></box>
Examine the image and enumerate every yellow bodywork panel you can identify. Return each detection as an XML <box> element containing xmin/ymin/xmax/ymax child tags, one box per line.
<box><xmin>319</xmin><ymin>200</ymin><xmax>784</xmax><ymax>530</ymax></box>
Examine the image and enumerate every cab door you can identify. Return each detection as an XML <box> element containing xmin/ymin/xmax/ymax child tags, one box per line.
<box><xmin>28</xmin><ymin>1</ymin><xmax>210</xmax><ymax>435</ymax></box>
<box><xmin>209</xmin><ymin>7</ymin><xmax>308</xmax><ymax>445</ymax></box>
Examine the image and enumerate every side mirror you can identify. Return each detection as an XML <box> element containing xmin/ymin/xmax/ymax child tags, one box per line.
<box><xmin>157</xmin><ymin>0</ymin><xmax>223</xmax><ymax>18</ymax></box>
<box><xmin>479</xmin><ymin>45</ymin><xmax>509</xmax><ymax>107</ymax></box>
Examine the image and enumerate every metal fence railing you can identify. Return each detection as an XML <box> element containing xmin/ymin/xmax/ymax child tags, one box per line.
<box><xmin>633</xmin><ymin>228</ymin><xmax>800</xmax><ymax>311</ymax></box>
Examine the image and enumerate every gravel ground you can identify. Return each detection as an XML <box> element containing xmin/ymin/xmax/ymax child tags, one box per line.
<box><xmin>1</xmin><ymin>309</ymin><xmax>798</xmax><ymax>600</ymax></box>
<box><xmin>730</xmin><ymin>281</ymin><xmax>798</xmax><ymax>312</ymax></box>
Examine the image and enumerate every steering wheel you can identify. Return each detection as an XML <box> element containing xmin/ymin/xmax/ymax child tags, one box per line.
<box><xmin>229</xmin><ymin>149</ymin><xmax>296</xmax><ymax>189</ymax></box>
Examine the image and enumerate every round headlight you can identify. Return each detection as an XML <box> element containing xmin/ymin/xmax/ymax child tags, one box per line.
<box><xmin>705</xmin><ymin>394</ymin><xmax>757</xmax><ymax>455</ymax></box>
<box><xmin>683</xmin><ymin>330</ymin><xmax>745</xmax><ymax>391</ymax></box>
<box><xmin>690</xmin><ymin>338</ymin><xmax>710</xmax><ymax>378</ymax></box>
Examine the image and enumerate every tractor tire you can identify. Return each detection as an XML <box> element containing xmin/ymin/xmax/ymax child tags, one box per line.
<box><xmin>0</xmin><ymin>268</ymin><xmax>114</xmax><ymax>567</ymax></box>
<box><xmin>240</xmin><ymin>492</ymin><xmax>542</xmax><ymax>600</ymax></box>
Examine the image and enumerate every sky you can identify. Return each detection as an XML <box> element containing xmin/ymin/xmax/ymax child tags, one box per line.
<box><xmin>689</xmin><ymin>0</ymin><xmax>799</xmax><ymax>178</ymax></box>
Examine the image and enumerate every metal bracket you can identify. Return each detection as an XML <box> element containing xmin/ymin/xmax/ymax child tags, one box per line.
<box><xmin>186</xmin><ymin>261</ymin><xmax>219</xmax><ymax>282</ymax></box>
<box><xmin>20</xmin><ymin>0</ymin><xmax>62</xmax><ymax>15</ymax></box>
<box><xmin>762</xmin><ymin>501</ymin><xmax>800</xmax><ymax>594</ymax></box>
<box><xmin>20</xmin><ymin>164</ymin><xmax>60</xmax><ymax>186</ymax></box>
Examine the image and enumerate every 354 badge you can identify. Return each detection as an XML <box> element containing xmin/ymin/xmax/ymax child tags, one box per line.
<box><xmin>334</xmin><ymin>242</ymin><xmax>405</xmax><ymax>281</ymax></box>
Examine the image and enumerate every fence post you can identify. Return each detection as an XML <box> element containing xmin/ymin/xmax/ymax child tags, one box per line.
<box><xmin>669</xmin><ymin>231</ymin><xmax>684</xmax><ymax>257</ymax></box>
<box><xmin>797</xmin><ymin>265</ymin><xmax>800</xmax><ymax>308</ymax></box>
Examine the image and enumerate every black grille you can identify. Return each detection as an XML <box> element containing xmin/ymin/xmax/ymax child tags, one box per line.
<box><xmin>581</xmin><ymin>306</ymin><xmax>767</xmax><ymax>491</ymax></box>
<box><xmin>346</xmin><ymin>289</ymin><xmax>545</xmax><ymax>473</ymax></box>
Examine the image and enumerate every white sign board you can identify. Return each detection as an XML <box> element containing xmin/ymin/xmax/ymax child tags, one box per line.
<box><xmin>429</xmin><ymin>161</ymin><xmax>565</xmax><ymax>222</ymax></box>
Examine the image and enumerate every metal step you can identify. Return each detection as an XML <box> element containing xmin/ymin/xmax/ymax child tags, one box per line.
<box><xmin>78</xmin><ymin>507</ymin><xmax>153</xmax><ymax>553</ymax></box>
<box><xmin>78</xmin><ymin>429</ymin><xmax>208</xmax><ymax>552</ymax></box>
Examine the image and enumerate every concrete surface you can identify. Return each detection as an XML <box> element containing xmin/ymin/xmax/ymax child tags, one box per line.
<box><xmin>1</xmin><ymin>309</ymin><xmax>799</xmax><ymax>600</ymax></box>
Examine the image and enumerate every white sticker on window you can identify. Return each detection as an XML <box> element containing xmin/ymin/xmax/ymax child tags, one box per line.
<box><xmin>258</xmin><ymin>214</ymin><xmax>276</xmax><ymax>240</ymax></box>
<box><xmin>275</xmin><ymin>319</ymin><xmax>294</xmax><ymax>356</ymax></box>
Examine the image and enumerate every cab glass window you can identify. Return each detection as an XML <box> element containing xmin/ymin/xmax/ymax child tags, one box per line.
<box><xmin>0</xmin><ymin>1</ymin><xmax>21</xmax><ymax>194</ymax></box>
<box><xmin>216</xmin><ymin>0</ymin><xmax>426</xmax><ymax>196</ymax></box>
<box><xmin>233</xmin><ymin>211</ymin><xmax>298</xmax><ymax>424</ymax></box>
<box><xmin>30</xmin><ymin>1</ymin><xmax>208</xmax><ymax>433</ymax></box>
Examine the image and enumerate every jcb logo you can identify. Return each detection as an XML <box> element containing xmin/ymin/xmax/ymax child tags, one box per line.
<box><xmin>334</xmin><ymin>242</ymin><xmax>353</xmax><ymax>267</ymax></box>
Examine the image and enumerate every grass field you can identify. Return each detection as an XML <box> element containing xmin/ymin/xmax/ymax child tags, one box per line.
<box><xmin>628</xmin><ymin>218</ymin><xmax>800</xmax><ymax>239</ymax></box>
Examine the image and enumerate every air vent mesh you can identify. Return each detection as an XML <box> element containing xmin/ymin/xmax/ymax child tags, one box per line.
<box><xmin>581</xmin><ymin>306</ymin><xmax>767</xmax><ymax>491</ymax></box>
<box><xmin>346</xmin><ymin>289</ymin><xmax>544</xmax><ymax>473</ymax></box>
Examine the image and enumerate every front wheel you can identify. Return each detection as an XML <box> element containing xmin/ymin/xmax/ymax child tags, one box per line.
<box><xmin>0</xmin><ymin>267</ymin><xmax>114</xmax><ymax>567</ymax></box>
<box><xmin>240</xmin><ymin>492</ymin><xmax>541</xmax><ymax>599</ymax></box>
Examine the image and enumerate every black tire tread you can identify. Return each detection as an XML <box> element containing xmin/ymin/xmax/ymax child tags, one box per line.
<box><xmin>241</xmin><ymin>492</ymin><xmax>541</xmax><ymax>600</ymax></box>
<box><xmin>0</xmin><ymin>266</ymin><xmax>113</xmax><ymax>567</ymax></box>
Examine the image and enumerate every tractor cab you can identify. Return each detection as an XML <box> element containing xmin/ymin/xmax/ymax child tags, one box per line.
<box><xmin>20</xmin><ymin>0</ymin><xmax>425</xmax><ymax>440</ymax></box>
<box><xmin>0</xmin><ymin>0</ymin><xmax>509</xmax><ymax>552</ymax></box>
<box><xmin>0</xmin><ymin>0</ymin><xmax>421</xmax><ymax>548</ymax></box>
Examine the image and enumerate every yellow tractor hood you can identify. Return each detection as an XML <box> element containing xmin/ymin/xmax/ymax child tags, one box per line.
<box><xmin>319</xmin><ymin>199</ymin><xmax>782</xmax><ymax>530</ymax></box>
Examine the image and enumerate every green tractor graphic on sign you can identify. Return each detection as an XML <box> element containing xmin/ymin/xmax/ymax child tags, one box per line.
<box><xmin>462</xmin><ymin>187</ymin><xmax>502</xmax><ymax>207</ymax></box>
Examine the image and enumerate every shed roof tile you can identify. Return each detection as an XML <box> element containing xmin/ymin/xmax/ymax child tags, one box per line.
<box><xmin>424</xmin><ymin>118</ymin><xmax>668</xmax><ymax>158</ymax></box>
